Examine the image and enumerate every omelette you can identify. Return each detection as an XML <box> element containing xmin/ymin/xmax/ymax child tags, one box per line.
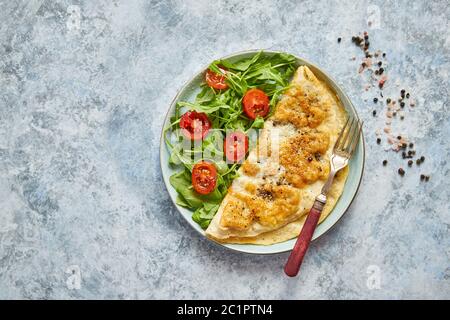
<box><xmin>205</xmin><ymin>66</ymin><xmax>348</xmax><ymax>245</ymax></box>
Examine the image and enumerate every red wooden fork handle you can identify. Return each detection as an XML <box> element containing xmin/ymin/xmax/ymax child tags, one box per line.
<box><xmin>284</xmin><ymin>198</ymin><xmax>325</xmax><ymax>277</ymax></box>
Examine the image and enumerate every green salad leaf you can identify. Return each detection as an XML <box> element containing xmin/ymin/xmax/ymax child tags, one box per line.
<box><xmin>165</xmin><ymin>51</ymin><xmax>296</xmax><ymax>229</ymax></box>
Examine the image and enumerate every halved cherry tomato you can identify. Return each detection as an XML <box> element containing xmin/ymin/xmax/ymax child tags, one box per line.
<box><xmin>242</xmin><ymin>88</ymin><xmax>270</xmax><ymax>119</ymax></box>
<box><xmin>205</xmin><ymin>67</ymin><xmax>228</xmax><ymax>90</ymax></box>
<box><xmin>224</xmin><ymin>131</ymin><xmax>249</xmax><ymax>163</ymax></box>
<box><xmin>192</xmin><ymin>161</ymin><xmax>217</xmax><ymax>195</ymax></box>
<box><xmin>179</xmin><ymin>111</ymin><xmax>211</xmax><ymax>141</ymax></box>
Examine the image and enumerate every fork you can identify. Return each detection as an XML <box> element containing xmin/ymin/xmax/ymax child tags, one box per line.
<box><xmin>284</xmin><ymin>117</ymin><xmax>362</xmax><ymax>277</ymax></box>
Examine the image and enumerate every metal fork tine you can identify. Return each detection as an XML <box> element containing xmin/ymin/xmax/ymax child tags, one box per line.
<box><xmin>334</xmin><ymin>117</ymin><xmax>351</xmax><ymax>151</ymax></box>
<box><xmin>344</xmin><ymin>118</ymin><xmax>359</xmax><ymax>153</ymax></box>
<box><xmin>337</xmin><ymin>117</ymin><xmax>355</xmax><ymax>151</ymax></box>
<box><xmin>348</xmin><ymin>120</ymin><xmax>363</xmax><ymax>155</ymax></box>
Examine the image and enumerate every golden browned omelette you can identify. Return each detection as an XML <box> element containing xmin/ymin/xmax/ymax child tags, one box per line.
<box><xmin>205</xmin><ymin>66</ymin><xmax>348</xmax><ymax>245</ymax></box>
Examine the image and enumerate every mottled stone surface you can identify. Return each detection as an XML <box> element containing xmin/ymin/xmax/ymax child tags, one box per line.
<box><xmin>0</xmin><ymin>0</ymin><xmax>449</xmax><ymax>299</ymax></box>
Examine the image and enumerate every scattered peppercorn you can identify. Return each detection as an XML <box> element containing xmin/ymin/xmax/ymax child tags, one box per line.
<box><xmin>386</xmin><ymin>98</ymin><xmax>391</xmax><ymax>103</ymax></box>
<box><xmin>400</xmin><ymin>101</ymin><xmax>405</xmax><ymax>108</ymax></box>
<box><xmin>409</xmin><ymin>143</ymin><xmax>414</xmax><ymax>148</ymax></box>
<box><xmin>408</xmin><ymin>150</ymin><xmax>413</xmax><ymax>156</ymax></box>
<box><xmin>402</xmin><ymin>151</ymin><xmax>406</xmax><ymax>158</ymax></box>
<box><xmin>425</xmin><ymin>175</ymin><xmax>430</xmax><ymax>182</ymax></box>
<box><xmin>379</xmin><ymin>68</ymin><xmax>384</xmax><ymax>75</ymax></box>
<box><xmin>372</xmin><ymin>110</ymin><xmax>377</xmax><ymax>116</ymax></box>
<box><xmin>374</xmin><ymin>70</ymin><xmax>379</xmax><ymax>75</ymax></box>
<box><xmin>337</xmin><ymin>37</ymin><xmax>342</xmax><ymax>43</ymax></box>
<box><xmin>420</xmin><ymin>174</ymin><xmax>425</xmax><ymax>181</ymax></box>
<box><xmin>416</xmin><ymin>159</ymin><xmax>421</xmax><ymax>165</ymax></box>
<box><xmin>400</xmin><ymin>116</ymin><xmax>404</xmax><ymax>120</ymax></box>
<box><xmin>420</xmin><ymin>156</ymin><xmax>425</xmax><ymax>162</ymax></box>
<box><xmin>373</xmin><ymin>97</ymin><xmax>378</xmax><ymax>103</ymax></box>
<box><xmin>382</xmin><ymin>160</ymin><xmax>387</xmax><ymax>166</ymax></box>
<box><xmin>402</xmin><ymin>143</ymin><xmax>407</xmax><ymax>149</ymax></box>
<box><xmin>378</xmin><ymin>61</ymin><xmax>382</xmax><ymax>67</ymax></box>
<box><xmin>398</xmin><ymin>168</ymin><xmax>405</xmax><ymax>176</ymax></box>
<box><xmin>382</xmin><ymin>52</ymin><xmax>386</xmax><ymax>58</ymax></box>
<box><xmin>400</xmin><ymin>89</ymin><xmax>405</xmax><ymax>98</ymax></box>
<box><xmin>397</xmin><ymin>135</ymin><xmax>402</xmax><ymax>140</ymax></box>
<box><xmin>377</xmin><ymin>138</ymin><xmax>381</xmax><ymax>144</ymax></box>
<box><xmin>406</xmin><ymin>93</ymin><xmax>410</xmax><ymax>99</ymax></box>
<box><xmin>408</xmin><ymin>160</ymin><xmax>413</xmax><ymax>167</ymax></box>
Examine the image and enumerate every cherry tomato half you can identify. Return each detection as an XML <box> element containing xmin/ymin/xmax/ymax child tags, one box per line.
<box><xmin>192</xmin><ymin>161</ymin><xmax>217</xmax><ymax>195</ymax></box>
<box><xmin>224</xmin><ymin>131</ymin><xmax>249</xmax><ymax>163</ymax></box>
<box><xmin>205</xmin><ymin>67</ymin><xmax>228</xmax><ymax>90</ymax></box>
<box><xmin>179</xmin><ymin>111</ymin><xmax>212</xmax><ymax>141</ymax></box>
<box><xmin>242</xmin><ymin>88</ymin><xmax>270</xmax><ymax>120</ymax></box>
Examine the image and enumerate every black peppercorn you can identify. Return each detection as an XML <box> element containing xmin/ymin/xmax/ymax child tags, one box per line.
<box><xmin>400</xmin><ymin>116</ymin><xmax>404</xmax><ymax>120</ymax></box>
<box><xmin>379</xmin><ymin>68</ymin><xmax>384</xmax><ymax>74</ymax></box>
<box><xmin>397</xmin><ymin>136</ymin><xmax>402</xmax><ymax>140</ymax></box>
<box><xmin>408</xmin><ymin>160</ymin><xmax>413</xmax><ymax>167</ymax></box>
<box><xmin>377</xmin><ymin>138</ymin><xmax>381</xmax><ymax>144</ymax></box>
<box><xmin>386</xmin><ymin>98</ymin><xmax>391</xmax><ymax>103</ymax></box>
<box><xmin>378</xmin><ymin>61</ymin><xmax>382</xmax><ymax>67</ymax></box>
<box><xmin>406</xmin><ymin>93</ymin><xmax>410</xmax><ymax>98</ymax></box>
<box><xmin>409</xmin><ymin>143</ymin><xmax>414</xmax><ymax>148</ymax></box>
<box><xmin>401</xmin><ymin>89</ymin><xmax>405</xmax><ymax>98</ymax></box>
<box><xmin>373</xmin><ymin>97</ymin><xmax>378</xmax><ymax>103</ymax></box>
<box><xmin>425</xmin><ymin>175</ymin><xmax>430</xmax><ymax>181</ymax></box>
<box><xmin>420</xmin><ymin>174</ymin><xmax>425</xmax><ymax>181</ymax></box>
<box><xmin>398</xmin><ymin>168</ymin><xmax>405</xmax><ymax>176</ymax></box>
<box><xmin>382</xmin><ymin>52</ymin><xmax>386</xmax><ymax>57</ymax></box>
<box><xmin>382</xmin><ymin>160</ymin><xmax>387</xmax><ymax>166</ymax></box>
<box><xmin>416</xmin><ymin>159</ymin><xmax>421</xmax><ymax>165</ymax></box>
<box><xmin>372</xmin><ymin>110</ymin><xmax>377</xmax><ymax>116</ymax></box>
<box><xmin>420</xmin><ymin>156</ymin><xmax>425</xmax><ymax>162</ymax></box>
<box><xmin>402</xmin><ymin>151</ymin><xmax>406</xmax><ymax>158</ymax></box>
<box><xmin>337</xmin><ymin>37</ymin><xmax>342</xmax><ymax>43</ymax></box>
<box><xmin>400</xmin><ymin>101</ymin><xmax>405</xmax><ymax>108</ymax></box>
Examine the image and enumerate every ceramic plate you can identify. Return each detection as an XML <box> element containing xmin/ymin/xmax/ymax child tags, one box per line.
<box><xmin>159</xmin><ymin>50</ymin><xmax>365</xmax><ymax>254</ymax></box>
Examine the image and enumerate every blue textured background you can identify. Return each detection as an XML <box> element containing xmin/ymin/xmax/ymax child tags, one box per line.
<box><xmin>0</xmin><ymin>0</ymin><xmax>448</xmax><ymax>299</ymax></box>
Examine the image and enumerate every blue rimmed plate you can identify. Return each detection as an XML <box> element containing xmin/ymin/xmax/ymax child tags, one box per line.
<box><xmin>159</xmin><ymin>50</ymin><xmax>365</xmax><ymax>254</ymax></box>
